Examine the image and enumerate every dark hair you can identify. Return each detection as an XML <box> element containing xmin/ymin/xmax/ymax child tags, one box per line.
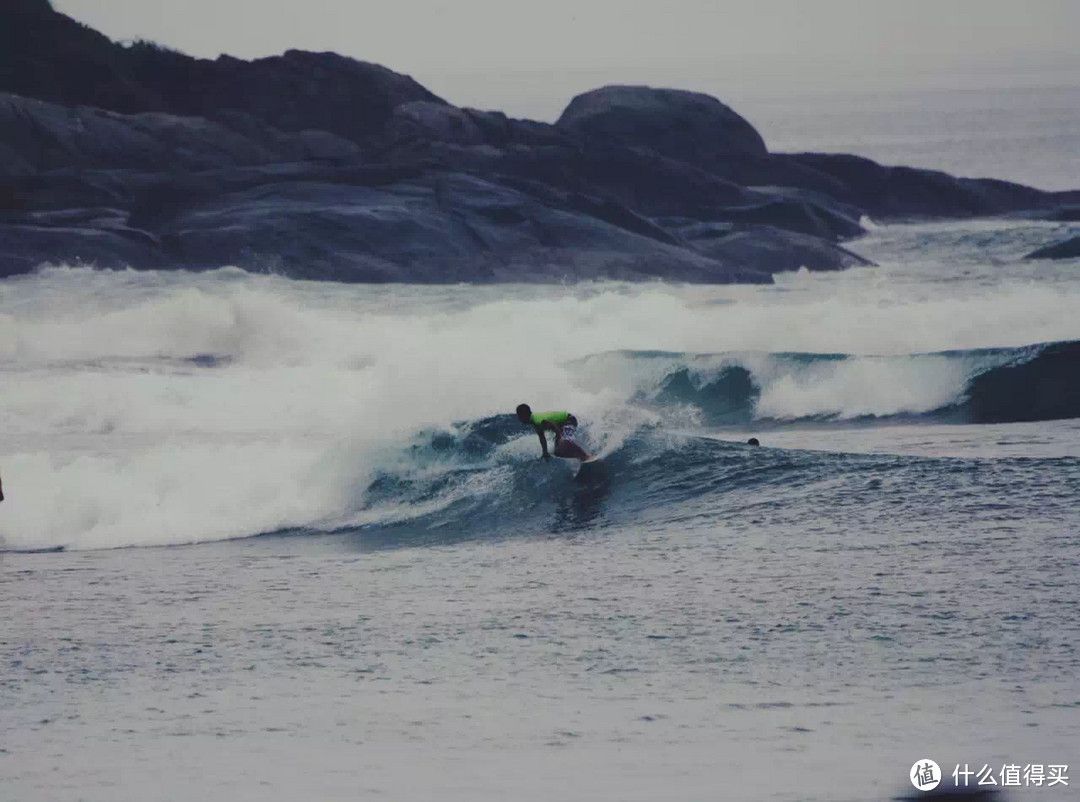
<box><xmin>516</xmin><ymin>403</ymin><xmax>531</xmax><ymax>420</ymax></box>
<box><xmin>747</xmin><ymin>437</ymin><xmax>760</xmax><ymax>446</ymax></box>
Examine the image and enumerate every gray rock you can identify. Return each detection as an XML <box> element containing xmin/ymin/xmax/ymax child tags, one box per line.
<box><xmin>193</xmin><ymin>50</ymin><xmax>442</xmax><ymax>142</ymax></box>
<box><xmin>387</xmin><ymin>102</ymin><xmax>486</xmax><ymax>147</ymax></box>
<box><xmin>385</xmin><ymin>138</ymin><xmax>755</xmax><ymax>222</ymax></box>
<box><xmin>556</xmin><ymin>85</ymin><xmax>768</xmax><ymax>166</ymax></box>
<box><xmin>703</xmin><ymin>196</ymin><xmax>864</xmax><ymax>241</ymax></box>
<box><xmin>2</xmin><ymin>3</ymin><xmax>442</xmax><ymax>142</ymax></box>
<box><xmin>3</xmin><ymin>168</ymin><xmax>137</xmax><ymax>212</ymax></box>
<box><xmin>461</xmin><ymin>110</ymin><xmax>571</xmax><ymax>149</ymax></box>
<box><xmin>11</xmin><ymin>2</ymin><xmax>1076</xmax><ymax>287</ymax></box>
<box><xmin>668</xmin><ymin>220</ymin><xmax>873</xmax><ymax>274</ymax></box>
<box><xmin>0</xmin><ymin>92</ymin><xmax>358</xmax><ymax>172</ymax></box>
<box><xmin>1025</xmin><ymin>235</ymin><xmax>1080</xmax><ymax>260</ymax></box>
<box><xmin>782</xmin><ymin>153</ymin><xmax>1052</xmax><ymax>218</ymax></box>
<box><xmin>1045</xmin><ymin>206</ymin><xmax>1080</xmax><ymax>222</ymax></box>
<box><xmin>714</xmin><ymin>154</ymin><xmax>853</xmax><ymax>199</ymax></box>
<box><xmin>148</xmin><ymin>171</ymin><xmax>774</xmax><ymax>283</ymax></box>
<box><xmin>0</xmin><ymin>221</ymin><xmax>161</xmax><ymax>277</ymax></box>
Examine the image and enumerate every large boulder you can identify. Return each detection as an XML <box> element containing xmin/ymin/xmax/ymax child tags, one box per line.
<box><xmin>556</xmin><ymin>86</ymin><xmax>768</xmax><ymax>170</ymax></box>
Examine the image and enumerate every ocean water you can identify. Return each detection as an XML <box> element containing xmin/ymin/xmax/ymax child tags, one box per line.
<box><xmin>736</xmin><ymin>85</ymin><xmax>1080</xmax><ymax>191</ymax></box>
<box><xmin>2</xmin><ymin>93</ymin><xmax>1080</xmax><ymax>800</ymax></box>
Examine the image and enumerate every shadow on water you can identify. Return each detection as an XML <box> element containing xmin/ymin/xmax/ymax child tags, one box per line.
<box><xmin>552</xmin><ymin>463</ymin><xmax>612</xmax><ymax>533</ymax></box>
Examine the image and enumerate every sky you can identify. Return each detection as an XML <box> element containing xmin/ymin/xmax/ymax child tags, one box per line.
<box><xmin>52</xmin><ymin>0</ymin><xmax>1080</xmax><ymax>121</ymax></box>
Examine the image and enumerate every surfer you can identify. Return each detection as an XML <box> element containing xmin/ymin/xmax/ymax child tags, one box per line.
<box><xmin>516</xmin><ymin>404</ymin><xmax>593</xmax><ymax>462</ymax></box>
<box><xmin>0</xmin><ymin>470</ymin><xmax>4</xmax><ymax>503</ymax></box>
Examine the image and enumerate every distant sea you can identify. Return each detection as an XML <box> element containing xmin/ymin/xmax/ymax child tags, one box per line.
<box><xmin>737</xmin><ymin>84</ymin><xmax>1080</xmax><ymax>191</ymax></box>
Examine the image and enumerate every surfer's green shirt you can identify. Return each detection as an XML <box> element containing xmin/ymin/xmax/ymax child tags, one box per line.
<box><xmin>530</xmin><ymin>411</ymin><xmax>570</xmax><ymax>430</ymax></box>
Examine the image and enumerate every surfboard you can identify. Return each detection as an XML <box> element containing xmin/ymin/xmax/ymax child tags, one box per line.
<box><xmin>574</xmin><ymin>456</ymin><xmax>605</xmax><ymax>483</ymax></box>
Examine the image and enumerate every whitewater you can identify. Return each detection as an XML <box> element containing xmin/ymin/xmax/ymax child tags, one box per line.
<box><xmin>2</xmin><ymin>213</ymin><xmax>1079</xmax><ymax>800</ymax></box>
<box><xmin>1</xmin><ymin>216</ymin><xmax>1078</xmax><ymax>552</ymax></box>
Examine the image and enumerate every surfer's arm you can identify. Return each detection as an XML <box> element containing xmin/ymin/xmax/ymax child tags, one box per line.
<box><xmin>535</xmin><ymin>427</ymin><xmax>551</xmax><ymax>459</ymax></box>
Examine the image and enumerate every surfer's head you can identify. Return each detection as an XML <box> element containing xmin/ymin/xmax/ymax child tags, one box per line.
<box><xmin>515</xmin><ymin>403</ymin><xmax>532</xmax><ymax>423</ymax></box>
<box><xmin>747</xmin><ymin>437</ymin><xmax>760</xmax><ymax>446</ymax></box>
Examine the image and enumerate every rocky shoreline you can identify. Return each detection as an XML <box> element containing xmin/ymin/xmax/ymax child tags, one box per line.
<box><xmin>2</xmin><ymin>0</ymin><xmax>1076</xmax><ymax>282</ymax></box>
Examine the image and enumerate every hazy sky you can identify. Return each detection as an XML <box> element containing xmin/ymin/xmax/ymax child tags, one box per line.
<box><xmin>53</xmin><ymin>0</ymin><xmax>1080</xmax><ymax>120</ymax></box>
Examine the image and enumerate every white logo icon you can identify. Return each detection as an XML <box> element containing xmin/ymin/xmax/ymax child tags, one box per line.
<box><xmin>911</xmin><ymin>759</ymin><xmax>942</xmax><ymax>791</ymax></box>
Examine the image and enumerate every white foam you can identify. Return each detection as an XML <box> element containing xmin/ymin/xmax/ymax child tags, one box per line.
<box><xmin>753</xmin><ymin>354</ymin><xmax>979</xmax><ymax>420</ymax></box>
<box><xmin>1</xmin><ymin>263</ymin><xmax>1078</xmax><ymax>549</ymax></box>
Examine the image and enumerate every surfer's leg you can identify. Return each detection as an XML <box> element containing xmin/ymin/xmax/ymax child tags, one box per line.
<box><xmin>553</xmin><ymin>425</ymin><xmax>592</xmax><ymax>461</ymax></box>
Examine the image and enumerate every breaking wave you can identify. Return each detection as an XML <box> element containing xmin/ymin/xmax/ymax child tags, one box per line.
<box><xmin>1</xmin><ymin>265</ymin><xmax>1079</xmax><ymax>551</ymax></box>
<box><xmin>570</xmin><ymin>340</ymin><xmax>1080</xmax><ymax>425</ymax></box>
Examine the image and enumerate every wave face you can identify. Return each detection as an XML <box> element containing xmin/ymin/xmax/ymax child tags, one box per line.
<box><xmin>1</xmin><ymin>257</ymin><xmax>1079</xmax><ymax>551</ymax></box>
<box><xmin>569</xmin><ymin>341</ymin><xmax>1080</xmax><ymax>425</ymax></box>
<box><xmin>334</xmin><ymin>417</ymin><xmax>1080</xmax><ymax>551</ymax></box>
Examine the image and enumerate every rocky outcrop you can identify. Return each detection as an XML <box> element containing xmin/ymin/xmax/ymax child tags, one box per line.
<box><xmin>2</xmin><ymin>2</ymin><xmax>442</xmax><ymax>140</ymax></box>
<box><xmin>663</xmin><ymin>219</ymin><xmax>872</xmax><ymax>273</ymax></box>
<box><xmin>707</xmin><ymin>152</ymin><xmax>1058</xmax><ymax>220</ymax></box>
<box><xmin>1</xmin><ymin>0</ymin><xmax>164</xmax><ymax>114</ymax></box>
<box><xmin>0</xmin><ymin>2</ymin><xmax>1075</xmax><ymax>284</ymax></box>
<box><xmin>0</xmin><ymin>86</ymin><xmax>862</xmax><ymax>282</ymax></box>
<box><xmin>775</xmin><ymin>153</ymin><xmax>1051</xmax><ymax>219</ymax></box>
<box><xmin>701</xmin><ymin>197</ymin><xmax>864</xmax><ymax>241</ymax></box>
<box><xmin>1025</xmin><ymin>236</ymin><xmax>1080</xmax><ymax>260</ymax></box>
<box><xmin>0</xmin><ymin>162</ymin><xmax>775</xmax><ymax>283</ymax></box>
<box><xmin>387</xmin><ymin>102</ymin><xmax>486</xmax><ymax>147</ymax></box>
<box><xmin>0</xmin><ymin>93</ymin><xmax>360</xmax><ymax>173</ymax></box>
